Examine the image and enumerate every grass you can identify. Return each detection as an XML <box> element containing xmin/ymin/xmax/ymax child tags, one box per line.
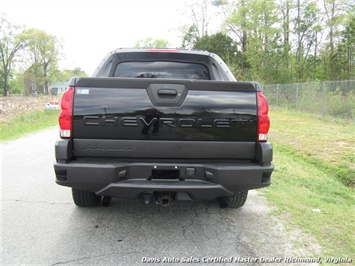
<box><xmin>269</xmin><ymin>108</ymin><xmax>355</xmax><ymax>187</ymax></box>
<box><xmin>263</xmin><ymin>109</ymin><xmax>355</xmax><ymax>258</ymax></box>
<box><xmin>0</xmin><ymin>110</ymin><xmax>59</xmax><ymax>141</ymax></box>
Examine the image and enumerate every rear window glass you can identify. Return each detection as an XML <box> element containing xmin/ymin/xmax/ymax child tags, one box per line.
<box><xmin>113</xmin><ymin>61</ymin><xmax>210</xmax><ymax>80</ymax></box>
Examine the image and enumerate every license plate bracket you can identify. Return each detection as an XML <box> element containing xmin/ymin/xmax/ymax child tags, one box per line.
<box><xmin>150</xmin><ymin>169</ymin><xmax>180</xmax><ymax>180</ymax></box>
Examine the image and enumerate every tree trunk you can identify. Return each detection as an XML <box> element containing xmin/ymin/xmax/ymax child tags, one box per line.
<box><xmin>241</xmin><ymin>0</ymin><xmax>247</xmax><ymax>53</ymax></box>
<box><xmin>3</xmin><ymin>73</ymin><xmax>9</xmax><ymax>96</ymax></box>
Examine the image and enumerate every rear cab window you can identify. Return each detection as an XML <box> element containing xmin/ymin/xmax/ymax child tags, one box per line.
<box><xmin>113</xmin><ymin>61</ymin><xmax>211</xmax><ymax>80</ymax></box>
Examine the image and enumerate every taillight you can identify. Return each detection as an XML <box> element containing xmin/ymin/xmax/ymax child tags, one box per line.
<box><xmin>59</xmin><ymin>87</ymin><xmax>74</xmax><ymax>138</ymax></box>
<box><xmin>257</xmin><ymin>92</ymin><xmax>270</xmax><ymax>142</ymax></box>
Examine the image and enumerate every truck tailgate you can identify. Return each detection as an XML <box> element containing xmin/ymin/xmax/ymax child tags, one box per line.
<box><xmin>71</xmin><ymin>78</ymin><xmax>258</xmax><ymax>159</ymax></box>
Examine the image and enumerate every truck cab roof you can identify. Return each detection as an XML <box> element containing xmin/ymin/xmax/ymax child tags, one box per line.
<box><xmin>92</xmin><ymin>48</ymin><xmax>236</xmax><ymax>81</ymax></box>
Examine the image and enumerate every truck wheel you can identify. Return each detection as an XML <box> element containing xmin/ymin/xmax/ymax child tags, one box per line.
<box><xmin>72</xmin><ymin>188</ymin><xmax>102</xmax><ymax>207</ymax></box>
<box><xmin>227</xmin><ymin>190</ymin><xmax>248</xmax><ymax>208</ymax></box>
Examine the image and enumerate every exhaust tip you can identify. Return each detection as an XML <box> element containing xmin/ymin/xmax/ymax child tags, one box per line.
<box><xmin>141</xmin><ymin>193</ymin><xmax>154</xmax><ymax>205</ymax></box>
<box><xmin>102</xmin><ymin>196</ymin><xmax>112</xmax><ymax>207</ymax></box>
<box><xmin>218</xmin><ymin>198</ymin><xmax>229</xmax><ymax>209</ymax></box>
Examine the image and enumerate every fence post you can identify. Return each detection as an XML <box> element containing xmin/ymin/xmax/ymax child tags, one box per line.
<box><xmin>276</xmin><ymin>84</ymin><xmax>279</xmax><ymax>107</ymax></box>
<box><xmin>296</xmin><ymin>83</ymin><xmax>299</xmax><ymax>113</ymax></box>
<box><xmin>322</xmin><ymin>81</ymin><xmax>326</xmax><ymax>120</ymax></box>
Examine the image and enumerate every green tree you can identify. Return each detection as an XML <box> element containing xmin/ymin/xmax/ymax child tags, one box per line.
<box><xmin>193</xmin><ymin>32</ymin><xmax>247</xmax><ymax>78</ymax></box>
<box><xmin>135</xmin><ymin>38</ymin><xmax>170</xmax><ymax>48</ymax></box>
<box><xmin>181</xmin><ymin>0</ymin><xmax>355</xmax><ymax>83</ymax></box>
<box><xmin>225</xmin><ymin>0</ymin><xmax>280</xmax><ymax>82</ymax></box>
<box><xmin>181</xmin><ymin>24</ymin><xmax>199</xmax><ymax>49</ymax></box>
<box><xmin>293</xmin><ymin>0</ymin><xmax>322</xmax><ymax>81</ymax></box>
<box><xmin>181</xmin><ymin>0</ymin><xmax>223</xmax><ymax>49</ymax></box>
<box><xmin>322</xmin><ymin>0</ymin><xmax>347</xmax><ymax>80</ymax></box>
<box><xmin>23</xmin><ymin>28</ymin><xmax>62</xmax><ymax>94</ymax></box>
<box><xmin>186</xmin><ymin>0</ymin><xmax>211</xmax><ymax>38</ymax></box>
<box><xmin>8</xmin><ymin>71</ymin><xmax>25</xmax><ymax>94</ymax></box>
<box><xmin>0</xmin><ymin>14</ymin><xmax>27</xmax><ymax>96</ymax></box>
<box><xmin>332</xmin><ymin>11</ymin><xmax>355</xmax><ymax>80</ymax></box>
<box><xmin>341</xmin><ymin>10</ymin><xmax>355</xmax><ymax>78</ymax></box>
<box><xmin>224</xmin><ymin>0</ymin><xmax>248</xmax><ymax>53</ymax></box>
<box><xmin>194</xmin><ymin>32</ymin><xmax>237</xmax><ymax>58</ymax></box>
<box><xmin>276</xmin><ymin>0</ymin><xmax>293</xmax><ymax>82</ymax></box>
<box><xmin>58</xmin><ymin>67</ymin><xmax>88</xmax><ymax>82</ymax></box>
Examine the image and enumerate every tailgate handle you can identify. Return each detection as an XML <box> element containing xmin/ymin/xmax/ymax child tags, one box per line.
<box><xmin>158</xmin><ymin>89</ymin><xmax>177</xmax><ymax>96</ymax></box>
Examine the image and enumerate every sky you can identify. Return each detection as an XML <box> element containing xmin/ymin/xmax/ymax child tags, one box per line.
<box><xmin>1</xmin><ymin>0</ymin><xmax>192</xmax><ymax>75</ymax></box>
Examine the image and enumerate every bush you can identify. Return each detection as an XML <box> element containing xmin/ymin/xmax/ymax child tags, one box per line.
<box><xmin>326</xmin><ymin>89</ymin><xmax>355</xmax><ymax>120</ymax></box>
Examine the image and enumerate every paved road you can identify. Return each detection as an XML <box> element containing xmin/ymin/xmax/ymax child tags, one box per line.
<box><xmin>1</xmin><ymin>128</ymin><xmax>320</xmax><ymax>265</ymax></box>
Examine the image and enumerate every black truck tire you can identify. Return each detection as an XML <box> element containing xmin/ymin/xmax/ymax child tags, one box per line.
<box><xmin>72</xmin><ymin>188</ymin><xmax>102</xmax><ymax>207</ymax></box>
<box><xmin>227</xmin><ymin>190</ymin><xmax>248</xmax><ymax>208</ymax></box>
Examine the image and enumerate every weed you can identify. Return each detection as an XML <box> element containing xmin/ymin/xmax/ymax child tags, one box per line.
<box><xmin>0</xmin><ymin>110</ymin><xmax>59</xmax><ymax>141</ymax></box>
<box><xmin>265</xmin><ymin>111</ymin><xmax>355</xmax><ymax>257</ymax></box>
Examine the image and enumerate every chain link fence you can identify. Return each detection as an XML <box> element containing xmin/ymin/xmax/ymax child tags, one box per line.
<box><xmin>263</xmin><ymin>80</ymin><xmax>355</xmax><ymax>121</ymax></box>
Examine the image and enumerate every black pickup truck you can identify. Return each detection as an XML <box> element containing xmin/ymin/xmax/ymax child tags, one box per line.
<box><xmin>54</xmin><ymin>48</ymin><xmax>273</xmax><ymax>208</ymax></box>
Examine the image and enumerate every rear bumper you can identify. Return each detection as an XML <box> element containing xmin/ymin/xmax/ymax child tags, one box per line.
<box><xmin>54</xmin><ymin>160</ymin><xmax>274</xmax><ymax>201</ymax></box>
<box><xmin>97</xmin><ymin>180</ymin><xmax>233</xmax><ymax>200</ymax></box>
